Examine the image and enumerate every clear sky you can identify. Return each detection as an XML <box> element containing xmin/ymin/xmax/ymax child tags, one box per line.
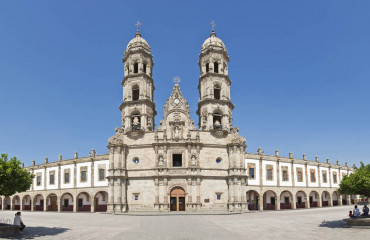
<box><xmin>0</xmin><ymin>1</ymin><xmax>369</xmax><ymax>167</ymax></box>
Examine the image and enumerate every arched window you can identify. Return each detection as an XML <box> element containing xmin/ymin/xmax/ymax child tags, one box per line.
<box><xmin>214</xmin><ymin>62</ymin><xmax>219</xmax><ymax>73</ymax></box>
<box><xmin>131</xmin><ymin>114</ymin><xmax>141</xmax><ymax>130</ymax></box>
<box><xmin>134</xmin><ymin>63</ymin><xmax>139</xmax><ymax>73</ymax></box>
<box><xmin>214</xmin><ymin>85</ymin><xmax>221</xmax><ymax>100</ymax></box>
<box><xmin>206</xmin><ymin>63</ymin><xmax>210</xmax><ymax>73</ymax></box>
<box><xmin>213</xmin><ymin>113</ymin><xmax>222</xmax><ymax>129</ymax></box>
<box><xmin>143</xmin><ymin>63</ymin><xmax>147</xmax><ymax>73</ymax></box>
<box><xmin>132</xmin><ymin>85</ymin><xmax>139</xmax><ymax>101</ymax></box>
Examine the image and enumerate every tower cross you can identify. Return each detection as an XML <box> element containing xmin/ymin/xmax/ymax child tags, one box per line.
<box><xmin>210</xmin><ymin>20</ymin><xmax>216</xmax><ymax>32</ymax></box>
<box><xmin>173</xmin><ymin>76</ymin><xmax>181</xmax><ymax>85</ymax></box>
<box><xmin>135</xmin><ymin>21</ymin><xmax>142</xmax><ymax>31</ymax></box>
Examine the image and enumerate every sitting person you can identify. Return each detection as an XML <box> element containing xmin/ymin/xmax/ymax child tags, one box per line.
<box><xmin>362</xmin><ymin>205</ymin><xmax>369</xmax><ymax>216</ymax></box>
<box><xmin>354</xmin><ymin>205</ymin><xmax>360</xmax><ymax>218</ymax></box>
<box><xmin>349</xmin><ymin>210</ymin><xmax>353</xmax><ymax>218</ymax></box>
<box><xmin>13</xmin><ymin>212</ymin><xmax>25</xmax><ymax>232</ymax></box>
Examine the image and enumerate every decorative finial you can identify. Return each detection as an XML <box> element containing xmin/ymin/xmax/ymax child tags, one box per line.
<box><xmin>135</xmin><ymin>21</ymin><xmax>142</xmax><ymax>32</ymax></box>
<box><xmin>210</xmin><ymin>20</ymin><xmax>216</xmax><ymax>32</ymax></box>
<box><xmin>58</xmin><ymin>154</ymin><xmax>62</xmax><ymax>162</ymax></box>
<box><xmin>173</xmin><ymin>76</ymin><xmax>181</xmax><ymax>85</ymax></box>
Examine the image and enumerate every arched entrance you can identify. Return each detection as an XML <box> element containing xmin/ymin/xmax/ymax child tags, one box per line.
<box><xmin>332</xmin><ymin>191</ymin><xmax>339</xmax><ymax>206</ymax></box>
<box><xmin>296</xmin><ymin>191</ymin><xmax>306</xmax><ymax>208</ymax></box>
<box><xmin>47</xmin><ymin>193</ymin><xmax>58</xmax><ymax>211</ymax></box>
<box><xmin>170</xmin><ymin>187</ymin><xmax>185</xmax><ymax>211</ymax></box>
<box><xmin>60</xmin><ymin>193</ymin><xmax>74</xmax><ymax>211</ymax></box>
<box><xmin>322</xmin><ymin>191</ymin><xmax>330</xmax><ymax>207</ymax></box>
<box><xmin>33</xmin><ymin>194</ymin><xmax>44</xmax><ymax>211</ymax></box>
<box><xmin>263</xmin><ymin>190</ymin><xmax>277</xmax><ymax>210</ymax></box>
<box><xmin>309</xmin><ymin>191</ymin><xmax>319</xmax><ymax>207</ymax></box>
<box><xmin>22</xmin><ymin>195</ymin><xmax>32</xmax><ymax>211</ymax></box>
<box><xmin>4</xmin><ymin>197</ymin><xmax>10</xmax><ymax>210</ymax></box>
<box><xmin>246</xmin><ymin>190</ymin><xmax>259</xmax><ymax>210</ymax></box>
<box><xmin>280</xmin><ymin>191</ymin><xmax>293</xmax><ymax>210</ymax></box>
<box><xmin>76</xmin><ymin>192</ymin><xmax>91</xmax><ymax>212</ymax></box>
<box><xmin>12</xmin><ymin>195</ymin><xmax>20</xmax><ymax>210</ymax></box>
<box><xmin>94</xmin><ymin>191</ymin><xmax>108</xmax><ymax>212</ymax></box>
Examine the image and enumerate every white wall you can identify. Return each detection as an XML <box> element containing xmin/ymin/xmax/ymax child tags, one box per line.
<box><xmin>319</xmin><ymin>167</ymin><xmax>330</xmax><ymax>187</ymax></box>
<box><xmin>94</xmin><ymin>160</ymin><xmax>109</xmax><ymax>187</ymax></box>
<box><xmin>76</xmin><ymin>162</ymin><xmax>92</xmax><ymax>188</ymax></box>
<box><xmin>293</xmin><ymin>164</ymin><xmax>306</xmax><ymax>187</ymax></box>
<box><xmin>279</xmin><ymin>162</ymin><xmax>292</xmax><ymax>187</ymax></box>
<box><xmin>331</xmin><ymin>169</ymin><xmax>339</xmax><ymax>188</ymax></box>
<box><xmin>262</xmin><ymin>161</ymin><xmax>277</xmax><ymax>186</ymax></box>
<box><xmin>307</xmin><ymin>166</ymin><xmax>319</xmax><ymax>187</ymax></box>
<box><xmin>33</xmin><ymin>169</ymin><xmax>45</xmax><ymax>191</ymax></box>
<box><xmin>46</xmin><ymin>167</ymin><xmax>58</xmax><ymax>190</ymax></box>
<box><xmin>245</xmin><ymin>159</ymin><xmax>259</xmax><ymax>186</ymax></box>
<box><xmin>61</xmin><ymin>164</ymin><xmax>74</xmax><ymax>189</ymax></box>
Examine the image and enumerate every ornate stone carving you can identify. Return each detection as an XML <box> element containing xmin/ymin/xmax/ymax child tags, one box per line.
<box><xmin>108</xmin><ymin>127</ymin><xmax>124</xmax><ymax>146</ymax></box>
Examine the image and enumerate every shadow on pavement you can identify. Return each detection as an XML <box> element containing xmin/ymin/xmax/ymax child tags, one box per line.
<box><xmin>318</xmin><ymin>220</ymin><xmax>350</xmax><ymax>229</ymax></box>
<box><xmin>2</xmin><ymin>226</ymin><xmax>69</xmax><ymax>239</ymax></box>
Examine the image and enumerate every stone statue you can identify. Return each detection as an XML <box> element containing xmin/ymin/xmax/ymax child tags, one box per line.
<box><xmin>191</xmin><ymin>155</ymin><xmax>196</xmax><ymax>166</ymax></box>
<box><xmin>174</xmin><ymin>126</ymin><xmax>180</xmax><ymax>139</ymax></box>
<box><xmin>158</xmin><ymin>156</ymin><xmax>164</xmax><ymax>166</ymax></box>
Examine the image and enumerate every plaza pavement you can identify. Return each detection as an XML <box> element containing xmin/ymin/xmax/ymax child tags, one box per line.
<box><xmin>0</xmin><ymin>205</ymin><xmax>368</xmax><ymax>240</ymax></box>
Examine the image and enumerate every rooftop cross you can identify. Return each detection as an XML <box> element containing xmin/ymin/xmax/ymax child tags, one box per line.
<box><xmin>135</xmin><ymin>21</ymin><xmax>142</xmax><ymax>32</ymax></box>
<box><xmin>210</xmin><ymin>20</ymin><xmax>216</xmax><ymax>32</ymax></box>
<box><xmin>173</xmin><ymin>76</ymin><xmax>181</xmax><ymax>85</ymax></box>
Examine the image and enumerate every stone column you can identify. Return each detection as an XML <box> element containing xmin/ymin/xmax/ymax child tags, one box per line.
<box><xmin>339</xmin><ymin>195</ymin><xmax>343</xmax><ymax>206</ymax></box>
<box><xmin>57</xmin><ymin>199</ymin><xmax>61</xmax><ymax>212</ymax></box>
<box><xmin>90</xmin><ymin>195</ymin><xmax>95</xmax><ymax>213</ymax></box>
<box><xmin>292</xmin><ymin>194</ymin><xmax>296</xmax><ymax>210</ymax></box>
<box><xmin>107</xmin><ymin>147</ymin><xmax>115</xmax><ymax>213</ymax></box>
<box><xmin>317</xmin><ymin>192</ymin><xmax>322</xmax><ymax>208</ymax></box>
<box><xmin>196</xmin><ymin>178</ymin><xmax>201</xmax><ymax>209</ymax></box>
<box><xmin>306</xmin><ymin>195</ymin><xmax>310</xmax><ymax>208</ymax></box>
<box><xmin>43</xmin><ymin>197</ymin><xmax>47</xmax><ymax>212</ymax></box>
<box><xmin>73</xmin><ymin>196</ymin><xmax>77</xmax><ymax>212</ymax></box>
<box><xmin>328</xmin><ymin>194</ymin><xmax>333</xmax><ymax>207</ymax></box>
<box><xmin>187</xmin><ymin>178</ymin><xmax>192</xmax><ymax>204</ymax></box>
<box><xmin>90</xmin><ymin>159</ymin><xmax>95</xmax><ymax>188</ymax></box>
<box><xmin>31</xmin><ymin>198</ymin><xmax>34</xmax><ymax>211</ymax></box>
<box><xmin>258</xmin><ymin>195</ymin><xmax>263</xmax><ymax>211</ymax></box>
<box><xmin>228</xmin><ymin>179</ymin><xmax>233</xmax><ymax>212</ymax></box>
<box><xmin>275</xmin><ymin>196</ymin><xmax>280</xmax><ymax>210</ymax></box>
<box><xmin>346</xmin><ymin>195</ymin><xmax>351</xmax><ymax>205</ymax></box>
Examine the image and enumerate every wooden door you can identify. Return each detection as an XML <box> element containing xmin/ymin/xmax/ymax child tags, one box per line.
<box><xmin>170</xmin><ymin>187</ymin><xmax>186</xmax><ymax>211</ymax></box>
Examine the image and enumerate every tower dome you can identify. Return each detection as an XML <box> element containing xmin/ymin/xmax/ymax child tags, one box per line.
<box><xmin>201</xmin><ymin>31</ymin><xmax>227</xmax><ymax>54</ymax></box>
<box><xmin>125</xmin><ymin>31</ymin><xmax>151</xmax><ymax>53</ymax></box>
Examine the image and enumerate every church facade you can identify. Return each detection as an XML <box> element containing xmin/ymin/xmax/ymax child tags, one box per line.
<box><xmin>0</xmin><ymin>27</ymin><xmax>356</xmax><ymax>213</ymax></box>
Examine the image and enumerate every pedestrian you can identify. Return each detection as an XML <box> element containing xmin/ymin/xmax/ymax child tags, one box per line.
<box><xmin>362</xmin><ymin>204</ymin><xmax>369</xmax><ymax>216</ymax></box>
<box><xmin>13</xmin><ymin>212</ymin><xmax>26</xmax><ymax>232</ymax></box>
<box><xmin>353</xmin><ymin>205</ymin><xmax>360</xmax><ymax>218</ymax></box>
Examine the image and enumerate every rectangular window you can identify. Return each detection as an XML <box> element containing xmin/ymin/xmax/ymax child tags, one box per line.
<box><xmin>64</xmin><ymin>199</ymin><xmax>69</xmax><ymax>208</ymax></box>
<box><xmin>266</xmin><ymin>165</ymin><xmax>273</xmax><ymax>181</ymax></box>
<box><xmin>297</xmin><ymin>168</ymin><xmax>303</xmax><ymax>182</ymax></box>
<box><xmin>134</xmin><ymin>195</ymin><xmax>139</xmax><ymax>201</ymax></box>
<box><xmin>322</xmin><ymin>171</ymin><xmax>327</xmax><ymax>183</ymax></box>
<box><xmin>249</xmin><ymin>168</ymin><xmax>255</xmax><ymax>180</ymax></box>
<box><xmin>81</xmin><ymin>170</ymin><xmax>87</xmax><ymax>182</ymax></box>
<box><xmin>78</xmin><ymin>199</ymin><xmax>83</xmax><ymax>208</ymax></box>
<box><xmin>37</xmin><ymin>176</ymin><xmax>41</xmax><ymax>186</ymax></box>
<box><xmin>310</xmin><ymin>170</ymin><xmax>316</xmax><ymax>183</ymax></box>
<box><xmin>216</xmin><ymin>194</ymin><xmax>221</xmax><ymax>200</ymax></box>
<box><xmin>173</xmin><ymin>154</ymin><xmax>182</xmax><ymax>167</ymax></box>
<box><xmin>282</xmin><ymin>169</ymin><xmax>288</xmax><ymax>181</ymax></box>
<box><xmin>333</xmin><ymin>173</ymin><xmax>337</xmax><ymax>184</ymax></box>
<box><xmin>99</xmin><ymin>169</ymin><xmax>105</xmax><ymax>181</ymax></box>
<box><xmin>65</xmin><ymin>172</ymin><xmax>70</xmax><ymax>184</ymax></box>
<box><xmin>49</xmin><ymin>174</ymin><xmax>55</xmax><ymax>185</ymax></box>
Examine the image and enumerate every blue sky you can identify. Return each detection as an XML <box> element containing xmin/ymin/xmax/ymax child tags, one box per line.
<box><xmin>0</xmin><ymin>1</ymin><xmax>369</xmax><ymax>167</ymax></box>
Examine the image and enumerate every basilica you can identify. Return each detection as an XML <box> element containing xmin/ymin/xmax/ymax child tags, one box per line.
<box><xmin>0</xmin><ymin>25</ymin><xmax>356</xmax><ymax>213</ymax></box>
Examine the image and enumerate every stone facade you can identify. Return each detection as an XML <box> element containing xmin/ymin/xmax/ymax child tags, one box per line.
<box><xmin>0</xmin><ymin>28</ymin><xmax>356</xmax><ymax>213</ymax></box>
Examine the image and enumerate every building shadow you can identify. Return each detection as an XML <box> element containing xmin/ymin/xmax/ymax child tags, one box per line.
<box><xmin>318</xmin><ymin>220</ymin><xmax>350</xmax><ymax>229</ymax></box>
<box><xmin>2</xmin><ymin>226</ymin><xmax>69</xmax><ymax>239</ymax></box>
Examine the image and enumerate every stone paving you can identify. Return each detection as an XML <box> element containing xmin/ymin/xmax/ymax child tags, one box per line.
<box><xmin>0</xmin><ymin>206</ymin><xmax>368</xmax><ymax>240</ymax></box>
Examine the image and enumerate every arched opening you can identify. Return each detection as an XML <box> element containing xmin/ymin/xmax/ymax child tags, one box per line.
<box><xmin>76</xmin><ymin>192</ymin><xmax>91</xmax><ymax>212</ymax></box>
<box><xmin>280</xmin><ymin>191</ymin><xmax>293</xmax><ymax>210</ymax></box>
<box><xmin>246</xmin><ymin>190</ymin><xmax>259</xmax><ymax>210</ymax></box>
<box><xmin>61</xmin><ymin>193</ymin><xmax>74</xmax><ymax>211</ymax></box>
<box><xmin>342</xmin><ymin>194</ymin><xmax>348</xmax><ymax>205</ymax></box>
<box><xmin>214</xmin><ymin>62</ymin><xmax>219</xmax><ymax>73</ymax></box>
<box><xmin>206</xmin><ymin>63</ymin><xmax>209</xmax><ymax>73</ymax></box>
<box><xmin>94</xmin><ymin>191</ymin><xmax>108</xmax><ymax>212</ymax></box>
<box><xmin>4</xmin><ymin>197</ymin><xmax>10</xmax><ymax>210</ymax></box>
<box><xmin>322</xmin><ymin>191</ymin><xmax>330</xmax><ymax>207</ymax></box>
<box><xmin>332</xmin><ymin>191</ymin><xmax>339</xmax><ymax>206</ymax></box>
<box><xmin>33</xmin><ymin>194</ymin><xmax>44</xmax><ymax>211</ymax></box>
<box><xmin>22</xmin><ymin>195</ymin><xmax>32</xmax><ymax>211</ymax></box>
<box><xmin>132</xmin><ymin>85</ymin><xmax>139</xmax><ymax>101</ymax></box>
<box><xmin>214</xmin><ymin>84</ymin><xmax>221</xmax><ymax>100</ymax></box>
<box><xmin>131</xmin><ymin>114</ymin><xmax>141</xmax><ymax>131</ymax></box>
<box><xmin>47</xmin><ymin>193</ymin><xmax>58</xmax><ymax>211</ymax></box>
<box><xmin>134</xmin><ymin>63</ymin><xmax>139</xmax><ymax>73</ymax></box>
<box><xmin>170</xmin><ymin>187</ymin><xmax>185</xmax><ymax>211</ymax></box>
<box><xmin>263</xmin><ymin>190</ymin><xmax>277</xmax><ymax>210</ymax></box>
<box><xmin>309</xmin><ymin>191</ymin><xmax>319</xmax><ymax>207</ymax></box>
<box><xmin>143</xmin><ymin>63</ymin><xmax>147</xmax><ymax>73</ymax></box>
<box><xmin>12</xmin><ymin>195</ymin><xmax>20</xmax><ymax>210</ymax></box>
<box><xmin>296</xmin><ymin>191</ymin><xmax>307</xmax><ymax>208</ymax></box>
<box><xmin>213</xmin><ymin>113</ymin><xmax>222</xmax><ymax>129</ymax></box>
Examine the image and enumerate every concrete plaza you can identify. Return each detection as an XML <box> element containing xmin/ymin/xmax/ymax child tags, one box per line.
<box><xmin>0</xmin><ymin>206</ymin><xmax>368</xmax><ymax>240</ymax></box>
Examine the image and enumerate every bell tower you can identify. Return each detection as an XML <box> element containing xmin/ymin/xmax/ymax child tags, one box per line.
<box><xmin>196</xmin><ymin>22</ymin><xmax>234</xmax><ymax>131</ymax></box>
<box><xmin>120</xmin><ymin>22</ymin><xmax>156</xmax><ymax>133</ymax></box>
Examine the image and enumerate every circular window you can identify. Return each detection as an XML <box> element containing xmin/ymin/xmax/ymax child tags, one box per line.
<box><xmin>133</xmin><ymin>158</ymin><xmax>139</xmax><ymax>164</ymax></box>
<box><xmin>216</xmin><ymin>158</ymin><xmax>222</xmax><ymax>164</ymax></box>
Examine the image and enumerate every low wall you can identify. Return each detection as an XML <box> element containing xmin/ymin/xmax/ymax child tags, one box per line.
<box><xmin>0</xmin><ymin>224</ymin><xmax>21</xmax><ymax>237</ymax></box>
